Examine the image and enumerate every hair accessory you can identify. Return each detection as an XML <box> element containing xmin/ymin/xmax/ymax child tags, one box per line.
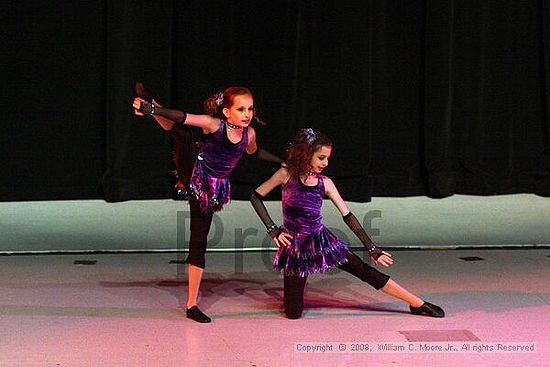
<box><xmin>301</xmin><ymin>128</ymin><xmax>316</xmax><ymax>144</ymax></box>
<box><xmin>215</xmin><ymin>92</ymin><xmax>224</xmax><ymax>107</ymax></box>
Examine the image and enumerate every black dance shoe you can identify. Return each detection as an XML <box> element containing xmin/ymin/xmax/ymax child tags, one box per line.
<box><xmin>135</xmin><ymin>81</ymin><xmax>153</xmax><ymax>102</ymax></box>
<box><xmin>409</xmin><ymin>302</ymin><xmax>445</xmax><ymax>318</ymax></box>
<box><xmin>186</xmin><ymin>306</ymin><xmax>212</xmax><ymax>323</ymax></box>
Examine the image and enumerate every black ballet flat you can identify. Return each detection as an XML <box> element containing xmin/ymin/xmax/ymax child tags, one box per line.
<box><xmin>135</xmin><ymin>81</ymin><xmax>153</xmax><ymax>102</ymax></box>
<box><xmin>409</xmin><ymin>302</ymin><xmax>445</xmax><ymax>318</ymax></box>
<box><xmin>186</xmin><ymin>306</ymin><xmax>212</xmax><ymax>323</ymax></box>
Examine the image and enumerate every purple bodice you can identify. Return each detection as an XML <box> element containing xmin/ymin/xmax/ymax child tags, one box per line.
<box><xmin>274</xmin><ymin>174</ymin><xmax>350</xmax><ymax>277</ymax></box>
<box><xmin>282</xmin><ymin>175</ymin><xmax>324</xmax><ymax>234</ymax></box>
<box><xmin>189</xmin><ymin>120</ymin><xmax>248</xmax><ymax>213</ymax></box>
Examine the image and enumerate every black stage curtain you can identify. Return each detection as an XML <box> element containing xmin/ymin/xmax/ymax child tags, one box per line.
<box><xmin>1</xmin><ymin>1</ymin><xmax>549</xmax><ymax>202</ymax></box>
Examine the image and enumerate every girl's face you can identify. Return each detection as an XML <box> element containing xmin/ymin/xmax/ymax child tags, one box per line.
<box><xmin>223</xmin><ymin>94</ymin><xmax>254</xmax><ymax>127</ymax></box>
<box><xmin>310</xmin><ymin>145</ymin><xmax>332</xmax><ymax>174</ymax></box>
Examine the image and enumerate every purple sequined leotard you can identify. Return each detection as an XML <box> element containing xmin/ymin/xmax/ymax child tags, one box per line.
<box><xmin>273</xmin><ymin>174</ymin><xmax>350</xmax><ymax>276</ymax></box>
<box><xmin>189</xmin><ymin>120</ymin><xmax>248</xmax><ymax>213</ymax></box>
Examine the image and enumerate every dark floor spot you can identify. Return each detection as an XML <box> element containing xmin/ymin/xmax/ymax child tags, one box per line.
<box><xmin>459</xmin><ymin>256</ymin><xmax>484</xmax><ymax>261</ymax></box>
<box><xmin>157</xmin><ymin>280</ymin><xmax>182</xmax><ymax>287</ymax></box>
<box><xmin>169</xmin><ymin>259</ymin><xmax>186</xmax><ymax>264</ymax></box>
<box><xmin>73</xmin><ymin>260</ymin><xmax>97</xmax><ymax>265</ymax></box>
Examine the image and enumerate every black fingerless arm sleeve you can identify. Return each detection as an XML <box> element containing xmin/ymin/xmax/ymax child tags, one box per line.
<box><xmin>343</xmin><ymin>212</ymin><xmax>383</xmax><ymax>259</ymax></box>
<box><xmin>137</xmin><ymin>100</ymin><xmax>187</xmax><ymax>123</ymax></box>
<box><xmin>250</xmin><ymin>191</ymin><xmax>282</xmax><ymax>239</ymax></box>
<box><xmin>153</xmin><ymin>107</ymin><xmax>187</xmax><ymax>124</ymax></box>
<box><xmin>250</xmin><ymin>148</ymin><xmax>283</xmax><ymax>164</ymax></box>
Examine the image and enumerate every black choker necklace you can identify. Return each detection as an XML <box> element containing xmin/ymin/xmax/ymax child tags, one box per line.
<box><xmin>226</xmin><ymin>121</ymin><xmax>242</xmax><ymax>129</ymax></box>
<box><xmin>306</xmin><ymin>172</ymin><xmax>317</xmax><ymax>176</ymax></box>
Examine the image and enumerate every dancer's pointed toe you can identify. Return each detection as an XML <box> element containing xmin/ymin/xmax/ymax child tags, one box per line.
<box><xmin>409</xmin><ymin>301</ymin><xmax>445</xmax><ymax>318</ymax></box>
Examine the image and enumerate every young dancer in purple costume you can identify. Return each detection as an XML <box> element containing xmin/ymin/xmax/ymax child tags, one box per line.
<box><xmin>133</xmin><ymin>87</ymin><xmax>264</xmax><ymax>323</ymax></box>
<box><xmin>250</xmin><ymin>128</ymin><xmax>445</xmax><ymax>319</ymax></box>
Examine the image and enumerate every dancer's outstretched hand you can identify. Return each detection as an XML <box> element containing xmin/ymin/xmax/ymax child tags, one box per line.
<box><xmin>132</xmin><ymin>97</ymin><xmax>154</xmax><ymax>116</ymax></box>
<box><xmin>133</xmin><ymin>81</ymin><xmax>156</xmax><ymax>116</ymax></box>
<box><xmin>133</xmin><ymin>97</ymin><xmax>145</xmax><ymax>115</ymax></box>
<box><xmin>373</xmin><ymin>251</ymin><xmax>393</xmax><ymax>267</ymax></box>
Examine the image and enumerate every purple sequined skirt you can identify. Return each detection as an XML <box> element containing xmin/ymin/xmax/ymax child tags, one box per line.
<box><xmin>273</xmin><ymin>225</ymin><xmax>350</xmax><ymax>277</ymax></box>
<box><xmin>189</xmin><ymin>159</ymin><xmax>231</xmax><ymax>213</ymax></box>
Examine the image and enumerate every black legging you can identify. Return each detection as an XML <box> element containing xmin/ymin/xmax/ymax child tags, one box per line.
<box><xmin>170</xmin><ymin>125</ymin><xmax>212</xmax><ymax>268</ymax></box>
<box><xmin>283</xmin><ymin>251</ymin><xmax>390</xmax><ymax>319</ymax></box>
<box><xmin>185</xmin><ymin>195</ymin><xmax>214</xmax><ymax>269</ymax></box>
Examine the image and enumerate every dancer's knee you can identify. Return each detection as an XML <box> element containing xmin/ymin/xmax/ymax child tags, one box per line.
<box><xmin>185</xmin><ymin>253</ymin><xmax>205</xmax><ymax>269</ymax></box>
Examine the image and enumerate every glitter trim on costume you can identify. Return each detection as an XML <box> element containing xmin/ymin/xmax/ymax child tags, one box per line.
<box><xmin>273</xmin><ymin>225</ymin><xmax>350</xmax><ymax>277</ymax></box>
<box><xmin>189</xmin><ymin>154</ymin><xmax>231</xmax><ymax>213</ymax></box>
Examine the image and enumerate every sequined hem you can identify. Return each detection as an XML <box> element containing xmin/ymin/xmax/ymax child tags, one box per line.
<box><xmin>189</xmin><ymin>160</ymin><xmax>231</xmax><ymax>213</ymax></box>
<box><xmin>273</xmin><ymin>226</ymin><xmax>350</xmax><ymax>277</ymax></box>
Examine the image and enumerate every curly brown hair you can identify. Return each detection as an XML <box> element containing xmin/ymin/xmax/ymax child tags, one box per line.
<box><xmin>285</xmin><ymin>129</ymin><xmax>332</xmax><ymax>178</ymax></box>
<box><xmin>203</xmin><ymin>86</ymin><xmax>253</xmax><ymax>118</ymax></box>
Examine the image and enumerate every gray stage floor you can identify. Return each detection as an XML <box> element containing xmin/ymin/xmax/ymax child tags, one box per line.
<box><xmin>1</xmin><ymin>196</ymin><xmax>549</xmax><ymax>366</ymax></box>
<box><xmin>0</xmin><ymin>249</ymin><xmax>548</xmax><ymax>366</ymax></box>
